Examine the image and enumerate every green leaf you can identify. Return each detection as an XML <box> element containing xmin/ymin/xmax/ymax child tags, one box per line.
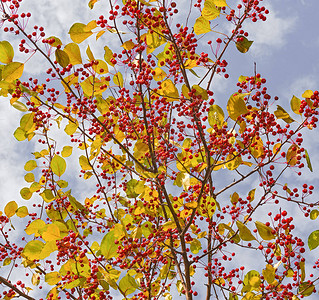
<box><xmin>24</xmin><ymin>160</ymin><xmax>37</xmax><ymax>171</ymax></box>
<box><xmin>51</xmin><ymin>155</ymin><xmax>66</xmax><ymax>177</ymax></box>
<box><xmin>100</xmin><ymin>230</ymin><xmax>119</xmax><ymax>260</ymax></box>
<box><xmin>0</xmin><ymin>41</ymin><xmax>14</xmax><ymax>64</ymax></box>
<box><xmin>305</xmin><ymin>149</ymin><xmax>313</xmax><ymax>172</ymax></box>
<box><xmin>16</xmin><ymin>206</ymin><xmax>29</xmax><ymax>218</ymax></box>
<box><xmin>118</xmin><ymin>274</ymin><xmax>138</xmax><ymax>296</ymax></box>
<box><xmin>190</xmin><ymin>239</ymin><xmax>202</xmax><ymax>254</ymax></box>
<box><xmin>290</xmin><ymin>95</ymin><xmax>302</xmax><ymax>115</ymax></box>
<box><xmin>202</xmin><ymin>0</ymin><xmax>220</xmax><ymax>20</ymax></box>
<box><xmin>255</xmin><ymin>221</ymin><xmax>275</xmax><ymax>240</ymax></box>
<box><xmin>45</xmin><ymin>272</ymin><xmax>61</xmax><ymax>285</ymax></box>
<box><xmin>194</xmin><ymin>16</ymin><xmax>211</xmax><ymax>35</ymax></box>
<box><xmin>236</xmin><ymin>220</ymin><xmax>256</xmax><ymax>241</ymax></box>
<box><xmin>227</xmin><ymin>93</ymin><xmax>248</xmax><ymax>121</ymax></box>
<box><xmin>4</xmin><ymin>201</ymin><xmax>18</xmax><ymax>218</ymax></box>
<box><xmin>2</xmin><ymin>62</ymin><xmax>24</xmax><ymax>82</ymax></box>
<box><xmin>274</xmin><ymin>105</ymin><xmax>295</xmax><ymax>123</ymax></box>
<box><xmin>236</xmin><ymin>36</ymin><xmax>253</xmax><ymax>53</ymax></box>
<box><xmin>308</xmin><ymin>230</ymin><xmax>319</xmax><ymax>250</ymax></box>
<box><xmin>55</xmin><ymin>49</ymin><xmax>70</xmax><ymax>68</ymax></box>
<box><xmin>22</xmin><ymin>240</ymin><xmax>45</xmax><ymax>260</ymax></box>
<box><xmin>64</xmin><ymin>43</ymin><xmax>82</xmax><ymax>65</ymax></box>
<box><xmin>69</xmin><ymin>23</ymin><xmax>93</xmax><ymax>44</ymax></box>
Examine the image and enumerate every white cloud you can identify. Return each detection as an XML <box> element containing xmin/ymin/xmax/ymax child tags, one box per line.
<box><xmin>286</xmin><ymin>75</ymin><xmax>318</xmax><ymax>98</ymax></box>
<box><xmin>243</xmin><ymin>4</ymin><xmax>297</xmax><ymax>57</ymax></box>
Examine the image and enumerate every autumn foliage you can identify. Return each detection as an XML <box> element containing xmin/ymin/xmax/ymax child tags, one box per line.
<box><xmin>1</xmin><ymin>0</ymin><xmax>319</xmax><ymax>299</ymax></box>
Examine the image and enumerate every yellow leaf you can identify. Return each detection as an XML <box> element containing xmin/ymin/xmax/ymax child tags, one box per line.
<box><xmin>55</xmin><ymin>49</ymin><xmax>70</xmax><ymax>68</ymax></box>
<box><xmin>51</xmin><ymin>155</ymin><xmax>66</xmax><ymax>177</ymax></box>
<box><xmin>93</xmin><ymin>59</ymin><xmax>109</xmax><ymax>74</ymax></box>
<box><xmin>202</xmin><ymin>0</ymin><xmax>220</xmax><ymax>20</ymax></box>
<box><xmin>302</xmin><ymin>89</ymin><xmax>313</xmax><ymax>98</ymax></box>
<box><xmin>194</xmin><ymin>16</ymin><xmax>211</xmax><ymax>35</ymax></box>
<box><xmin>25</xmin><ymin>219</ymin><xmax>46</xmax><ymax>236</ymax></box>
<box><xmin>69</xmin><ymin>23</ymin><xmax>93</xmax><ymax>44</ymax></box>
<box><xmin>86</xmin><ymin>45</ymin><xmax>95</xmax><ymax>61</ymax></box>
<box><xmin>113</xmin><ymin>72</ymin><xmax>123</xmax><ymax>87</ymax></box>
<box><xmin>122</xmin><ymin>40</ymin><xmax>135</xmax><ymax>50</ymax></box>
<box><xmin>286</xmin><ymin>144</ymin><xmax>299</xmax><ymax>166</ymax></box>
<box><xmin>85</xmin><ymin>20</ymin><xmax>97</xmax><ymax>31</ymax></box>
<box><xmin>20</xmin><ymin>187</ymin><xmax>32</xmax><ymax>200</ymax></box>
<box><xmin>61</xmin><ymin>146</ymin><xmax>73</xmax><ymax>157</ymax></box>
<box><xmin>2</xmin><ymin>62</ymin><xmax>24</xmax><ymax>82</ymax></box>
<box><xmin>41</xmin><ymin>224</ymin><xmax>61</xmax><ymax>241</ymax></box>
<box><xmin>46</xmin><ymin>36</ymin><xmax>62</xmax><ymax>47</ymax></box>
<box><xmin>159</xmin><ymin>79</ymin><xmax>179</xmax><ymax>100</ymax></box>
<box><xmin>64</xmin><ymin>120</ymin><xmax>78</xmax><ymax>135</ymax></box>
<box><xmin>4</xmin><ymin>201</ymin><xmax>18</xmax><ymax>218</ymax></box>
<box><xmin>24</xmin><ymin>172</ymin><xmax>35</xmax><ymax>183</ymax></box>
<box><xmin>45</xmin><ymin>272</ymin><xmax>61</xmax><ymax>285</ymax></box>
<box><xmin>24</xmin><ymin>160</ymin><xmax>37</xmax><ymax>171</ymax></box>
<box><xmin>227</xmin><ymin>93</ymin><xmax>248</xmax><ymax>120</ymax></box>
<box><xmin>88</xmin><ymin>0</ymin><xmax>100</xmax><ymax>9</ymax></box>
<box><xmin>16</xmin><ymin>206</ymin><xmax>29</xmax><ymax>218</ymax></box>
<box><xmin>274</xmin><ymin>105</ymin><xmax>295</xmax><ymax>123</ymax></box>
<box><xmin>290</xmin><ymin>95</ymin><xmax>301</xmax><ymax>115</ymax></box>
<box><xmin>104</xmin><ymin>45</ymin><xmax>115</xmax><ymax>66</ymax></box>
<box><xmin>64</xmin><ymin>43</ymin><xmax>82</xmax><ymax>65</ymax></box>
<box><xmin>96</xmin><ymin>30</ymin><xmax>105</xmax><ymax>40</ymax></box>
<box><xmin>213</xmin><ymin>0</ymin><xmax>228</xmax><ymax>7</ymax></box>
<box><xmin>153</xmin><ymin>67</ymin><xmax>167</xmax><ymax>81</ymax></box>
<box><xmin>185</xmin><ymin>201</ymin><xmax>198</xmax><ymax>209</ymax></box>
<box><xmin>0</xmin><ymin>41</ymin><xmax>14</xmax><ymax>64</ymax></box>
<box><xmin>79</xmin><ymin>155</ymin><xmax>92</xmax><ymax>170</ymax></box>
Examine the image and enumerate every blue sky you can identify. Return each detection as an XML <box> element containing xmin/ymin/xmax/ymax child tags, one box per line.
<box><xmin>0</xmin><ymin>0</ymin><xmax>319</xmax><ymax>298</ymax></box>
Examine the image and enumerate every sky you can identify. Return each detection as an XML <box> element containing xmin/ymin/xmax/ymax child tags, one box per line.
<box><xmin>0</xmin><ymin>0</ymin><xmax>319</xmax><ymax>299</ymax></box>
